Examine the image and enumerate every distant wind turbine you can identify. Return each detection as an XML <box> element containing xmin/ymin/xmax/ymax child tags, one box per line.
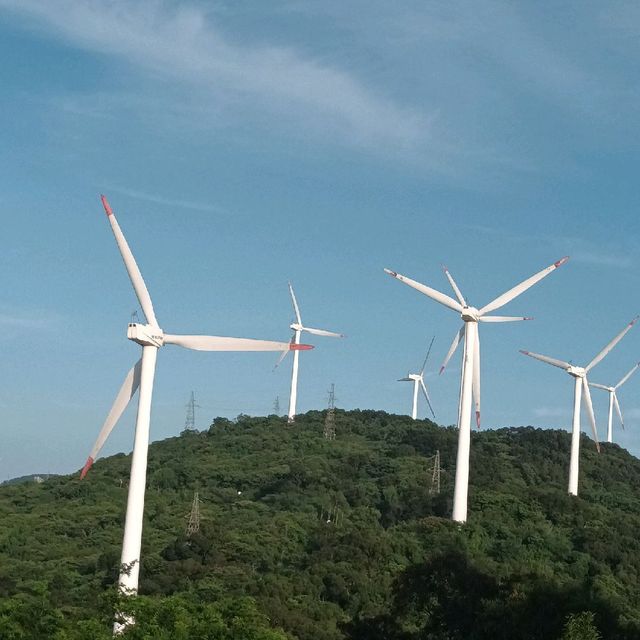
<box><xmin>384</xmin><ymin>258</ymin><xmax>568</xmax><ymax>523</ymax></box>
<box><xmin>278</xmin><ymin>282</ymin><xmax>344</xmax><ymax>423</ymax></box>
<box><xmin>85</xmin><ymin>196</ymin><xmax>312</xmax><ymax>633</ymax></box>
<box><xmin>590</xmin><ymin>362</ymin><xmax>640</xmax><ymax>443</ymax></box>
<box><xmin>521</xmin><ymin>317</ymin><xmax>637</xmax><ymax>495</ymax></box>
<box><xmin>398</xmin><ymin>336</ymin><xmax>436</xmax><ymax>420</ymax></box>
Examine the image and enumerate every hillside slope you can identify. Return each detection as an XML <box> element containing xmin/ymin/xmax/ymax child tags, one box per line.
<box><xmin>1</xmin><ymin>410</ymin><xmax>640</xmax><ymax>639</ymax></box>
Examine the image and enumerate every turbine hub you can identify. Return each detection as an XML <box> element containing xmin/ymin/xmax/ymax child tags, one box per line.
<box><xmin>290</xmin><ymin>323</ymin><xmax>303</xmax><ymax>332</ymax></box>
<box><xmin>127</xmin><ymin>323</ymin><xmax>164</xmax><ymax>347</ymax></box>
<box><xmin>461</xmin><ymin>306</ymin><xmax>480</xmax><ymax>322</ymax></box>
<box><xmin>567</xmin><ymin>365</ymin><xmax>586</xmax><ymax>378</ymax></box>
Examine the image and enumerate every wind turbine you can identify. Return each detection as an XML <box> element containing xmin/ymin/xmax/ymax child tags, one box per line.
<box><xmin>384</xmin><ymin>258</ymin><xmax>568</xmax><ymax>523</ymax></box>
<box><xmin>590</xmin><ymin>362</ymin><xmax>640</xmax><ymax>443</ymax></box>
<box><xmin>85</xmin><ymin>196</ymin><xmax>312</xmax><ymax>633</ymax></box>
<box><xmin>521</xmin><ymin>317</ymin><xmax>637</xmax><ymax>495</ymax></box>
<box><xmin>398</xmin><ymin>337</ymin><xmax>436</xmax><ymax>420</ymax></box>
<box><xmin>280</xmin><ymin>282</ymin><xmax>344</xmax><ymax>423</ymax></box>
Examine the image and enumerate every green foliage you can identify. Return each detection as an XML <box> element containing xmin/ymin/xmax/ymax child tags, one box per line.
<box><xmin>0</xmin><ymin>411</ymin><xmax>639</xmax><ymax>638</ymax></box>
<box><xmin>561</xmin><ymin>612</ymin><xmax>602</xmax><ymax>640</ymax></box>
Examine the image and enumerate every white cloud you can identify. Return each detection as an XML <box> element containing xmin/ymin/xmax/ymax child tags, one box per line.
<box><xmin>0</xmin><ymin>0</ymin><xmax>427</xmax><ymax>149</ymax></box>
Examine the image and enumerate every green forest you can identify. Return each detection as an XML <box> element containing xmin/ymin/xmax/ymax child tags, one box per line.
<box><xmin>2</xmin><ymin>410</ymin><xmax>640</xmax><ymax>639</ymax></box>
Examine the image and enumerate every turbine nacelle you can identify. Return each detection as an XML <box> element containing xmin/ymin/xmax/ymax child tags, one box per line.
<box><xmin>461</xmin><ymin>306</ymin><xmax>480</xmax><ymax>322</ymax></box>
<box><xmin>567</xmin><ymin>365</ymin><xmax>586</xmax><ymax>378</ymax></box>
<box><xmin>127</xmin><ymin>323</ymin><xmax>164</xmax><ymax>348</ymax></box>
<box><xmin>290</xmin><ymin>322</ymin><xmax>303</xmax><ymax>332</ymax></box>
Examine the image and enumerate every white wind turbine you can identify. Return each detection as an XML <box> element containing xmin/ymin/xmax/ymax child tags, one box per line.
<box><xmin>590</xmin><ymin>362</ymin><xmax>640</xmax><ymax>443</ymax></box>
<box><xmin>521</xmin><ymin>317</ymin><xmax>637</xmax><ymax>495</ymax></box>
<box><xmin>280</xmin><ymin>282</ymin><xmax>344</xmax><ymax>423</ymax></box>
<box><xmin>384</xmin><ymin>258</ymin><xmax>568</xmax><ymax>523</ymax></box>
<box><xmin>398</xmin><ymin>337</ymin><xmax>436</xmax><ymax>420</ymax></box>
<box><xmin>84</xmin><ymin>196</ymin><xmax>312</xmax><ymax>632</ymax></box>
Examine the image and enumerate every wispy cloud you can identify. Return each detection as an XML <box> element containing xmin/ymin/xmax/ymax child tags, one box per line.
<box><xmin>460</xmin><ymin>223</ymin><xmax>634</xmax><ymax>270</ymax></box>
<box><xmin>0</xmin><ymin>310</ymin><xmax>60</xmax><ymax>332</ymax></box>
<box><xmin>622</xmin><ymin>407</ymin><xmax>640</xmax><ymax>421</ymax></box>
<box><xmin>570</xmin><ymin>249</ymin><xmax>633</xmax><ymax>269</ymax></box>
<box><xmin>105</xmin><ymin>186</ymin><xmax>228</xmax><ymax>215</ymax></box>
<box><xmin>0</xmin><ymin>0</ymin><xmax>427</xmax><ymax>150</ymax></box>
<box><xmin>533</xmin><ymin>406</ymin><xmax>570</xmax><ymax>419</ymax></box>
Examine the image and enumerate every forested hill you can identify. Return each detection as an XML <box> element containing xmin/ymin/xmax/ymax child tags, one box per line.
<box><xmin>2</xmin><ymin>410</ymin><xmax>640</xmax><ymax>639</ymax></box>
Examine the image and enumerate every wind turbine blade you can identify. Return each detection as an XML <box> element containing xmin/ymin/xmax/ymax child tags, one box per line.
<box><xmin>519</xmin><ymin>350</ymin><xmax>571</xmax><ymax>370</ymax></box>
<box><xmin>301</xmin><ymin>326</ymin><xmax>344</xmax><ymax>338</ymax></box>
<box><xmin>613</xmin><ymin>392</ymin><xmax>625</xmax><ymax>429</ymax></box>
<box><xmin>473</xmin><ymin>329</ymin><xmax>480</xmax><ymax>428</ymax></box>
<box><xmin>288</xmin><ymin>282</ymin><xmax>302</xmax><ymax>325</ymax></box>
<box><xmin>582</xmin><ymin>378</ymin><xmax>600</xmax><ymax>452</ymax></box>
<box><xmin>100</xmin><ymin>195</ymin><xmax>158</xmax><ymax>327</ymax></box>
<box><xmin>479</xmin><ymin>316</ymin><xmax>533</xmax><ymax>323</ymax></box>
<box><xmin>440</xmin><ymin>326</ymin><xmax>465</xmax><ymax>374</ymax></box>
<box><xmin>616</xmin><ymin>362</ymin><xmax>640</xmax><ymax>389</ymax></box>
<box><xmin>420</xmin><ymin>335</ymin><xmax>435</xmax><ymax>375</ymax></box>
<box><xmin>80</xmin><ymin>359</ymin><xmax>142</xmax><ymax>479</ymax></box>
<box><xmin>420</xmin><ymin>379</ymin><xmax>436</xmax><ymax>419</ymax></box>
<box><xmin>164</xmin><ymin>334</ymin><xmax>314</xmax><ymax>352</ymax></box>
<box><xmin>442</xmin><ymin>266</ymin><xmax>466</xmax><ymax>306</ymax></box>
<box><xmin>479</xmin><ymin>257</ymin><xmax>569</xmax><ymax>316</ymax></box>
<box><xmin>586</xmin><ymin>317</ymin><xmax>639</xmax><ymax>372</ymax></box>
<box><xmin>384</xmin><ymin>269</ymin><xmax>463</xmax><ymax>313</ymax></box>
<box><xmin>588</xmin><ymin>382</ymin><xmax>610</xmax><ymax>391</ymax></box>
<box><xmin>273</xmin><ymin>346</ymin><xmax>291</xmax><ymax>370</ymax></box>
<box><xmin>398</xmin><ymin>377</ymin><xmax>413</xmax><ymax>382</ymax></box>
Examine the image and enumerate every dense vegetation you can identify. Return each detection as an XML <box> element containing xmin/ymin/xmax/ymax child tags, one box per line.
<box><xmin>1</xmin><ymin>410</ymin><xmax>640</xmax><ymax>638</ymax></box>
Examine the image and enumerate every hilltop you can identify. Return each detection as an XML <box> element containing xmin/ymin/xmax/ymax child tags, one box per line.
<box><xmin>1</xmin><ymin>410</ymin><xmax>640</xmax><ymax>639</ymax></box>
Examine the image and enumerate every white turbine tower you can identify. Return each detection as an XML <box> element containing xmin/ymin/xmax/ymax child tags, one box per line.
<box><xmin>281</xmin><ymin>282</ymin><xmax>344</xmax><ymax>423</ymax></box>
<box><xmin>84</xmin><ymin>196</ymin><xmax>312</xmax><ymax>633</ymax></box>
<box><xmin>521</xmin><ymin>317</ymin><xmax>637</xmax><ymax>495</ymax></box>
<box><xmin>384</xmin><ymin>258</ymin><xmax>568</xmax><ymax>523</ymax></box>
<box><xmin>398</xmin><ymin>337</ymin><xmax>436</xmax><ymax>420</ymax></box>
<box><xmin>590</xmin><ymin>362</ymin><xmax>640</xmax><ymax>443</ymax></box>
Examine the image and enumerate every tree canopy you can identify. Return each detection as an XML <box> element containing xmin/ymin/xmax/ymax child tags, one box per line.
<box><xmin>1</xmin><ymin>410</ymin><xmax>639</xmax><ymax>638</ymax></box>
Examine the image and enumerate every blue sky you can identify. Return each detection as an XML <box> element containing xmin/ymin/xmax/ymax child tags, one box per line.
<box><xmin>2</xmin><ymin>0</ymin><xmax>640</xmax><ymax>478</ymax></box>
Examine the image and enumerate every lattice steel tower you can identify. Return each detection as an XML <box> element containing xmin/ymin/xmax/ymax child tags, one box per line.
<box><xmin>324</xmin><ymin>383</ymin><xmax>337</xmax><ymax>440</ymax></box>
<box><xmin>273</xmin><ymin>395</ymin><xmax>281</xmax><ymax>415</ymax></box>
<box><xmin>429</xmin><ymin>450</ymin><xmax>441</xmax><ymax>495</ymax></box>
<box><xmin>184</xmin><ymin>391</ymin><xmax>200</xmax><ymax>431</ymax></box>
<box><xmin>186</xmin><ymin>491</ymin><xmax>201</xmax><ymax>535</ymax></box>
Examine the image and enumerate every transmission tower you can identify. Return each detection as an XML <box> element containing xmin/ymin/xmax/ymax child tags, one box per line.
<box><xmin>429</xmin><ymin>450</ymin><xmax>441</xmax><ymax>496</ymax></box>
<box><xmin>273</xmin><ymin>395</ymin><xmax>281</xmax><ymax>415</ymax></box>
<box><xmin>186</xmin><ymin>491</ymin><xmax>201</xmax><ymax>535</ymax></box>
<box><xmin>184</xmin><ymin>391</ymin><xmax>200</xmax><ymax>431</ymax></box>
<box><xmin>324</xmin><ymin>384</ymin><xmax>337</xmax><ymax>440</ymax></box>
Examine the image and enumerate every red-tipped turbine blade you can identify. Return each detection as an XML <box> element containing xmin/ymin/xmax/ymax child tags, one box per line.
<box><xmin>291</xmin><ymin>344</ymin><xmax>314</xmax><ymax>351</ymax></box>
<box><xmin>80</xmin><ymin>457</ymin><xmax>94</xmax><ymax>480</ymax></box>
<box><xmin>101</xmin><ymin>194</ymin><xmax>114</xmax><ymax>217</ymax></box>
